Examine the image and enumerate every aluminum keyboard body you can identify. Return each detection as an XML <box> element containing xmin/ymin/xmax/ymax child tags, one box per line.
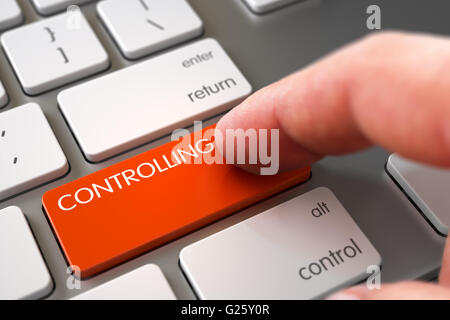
<box><xmin>0</xmin><ymin>0</ymin><xmax>448</xmax><ymax>299</ymax></box>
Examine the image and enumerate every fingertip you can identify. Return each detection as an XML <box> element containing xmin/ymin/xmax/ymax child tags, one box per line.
<box><xmin>327</xmin><ymin>281</ymin><xmax>450</xmax><ymax>300</ymax></box>
<box><xmin>326</xmin><ymin>285</ymin><xmax>368</xmax><ymax>300</ymax></box>
<box><xmin>215</xmin><ymin>88</ymin><xmax>323</xmax><ymax>173</ymax></box>
<box><xmin>325</xmin><ymin>292</ymin><xmax>361</xmax><ymax>300</ymax></box>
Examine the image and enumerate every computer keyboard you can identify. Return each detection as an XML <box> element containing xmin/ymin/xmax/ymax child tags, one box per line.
<box><xmin>243</xmin><ymin>0</ymin><xmax>301</xmax><ymax>13</ymax></box>
<box><xmin>0</xmin><ymin>81</ymin><xmax>7</xmax><ymax>107</ymax></box>
<box><xmin>42</xmin><ymin>125</ymin><xmax>311</xmax><ymax>278</ymax></box>
<box><xmin>0</xmin><ymin>206</ymin><xmax>53</xmax><ymax>300</ymax></box>
<box><xmin>58</xmin><ymin>38</ymin><xmax>251</xmax><ymax>162</ymax></box>
<box><xmin>0</xmin><ymin>103</ymin><xmax>68</xmax><ymax>201</ymax></box>
<box><xmin>0</xmin><ymin>0</ymin><xmax>23</xmax><ymax>31</ymax></box>
<box><xmin>180</xmin><ymin>187</ymin><xmax>381</xmax><ymax>299</ymax></box>
<box><xmin>0</xmin><ymin>0</ymin><xmax>449</xmax><ymax>300</ymax></box>
<box><xmin>32</xmin><ymin>0</ymin><xmax>92</xmax><ymax>15</ymax></box>
<box><xmin>2</xmin><ymin>11</ymin><xmax>109</xmax><ymax>95</ymax></box>
<box><xmin>387</xmin><ymin>155</ymin><xmax>450</xmax><ymax>236</ymax></box>
<box><xmin>97</xmin><ymin>0</ymin><xmax>204</xmax><ymax>59</ymax></box>
<box><xmin>71</xmin><ymin>264</ymin><xmax>177</xmax><ymax>300</ymax></box>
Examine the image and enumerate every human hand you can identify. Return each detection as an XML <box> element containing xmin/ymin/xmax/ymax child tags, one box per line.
<box><xmin>216</xmin><ymin>31</ymin><xmax>450</xmax><ymax>299</ymax></box>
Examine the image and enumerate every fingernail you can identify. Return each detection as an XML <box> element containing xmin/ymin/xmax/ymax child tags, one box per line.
<box><xmin>325</xmin><ymin>292</ymin><xmax>361</xmax><ymax>300</ymax></box>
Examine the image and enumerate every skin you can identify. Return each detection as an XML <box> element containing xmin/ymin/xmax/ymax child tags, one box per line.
<box><xmin>216</xmin><ymin>31</ymin><xmax>450</xmax><ymax>300</ymax></box>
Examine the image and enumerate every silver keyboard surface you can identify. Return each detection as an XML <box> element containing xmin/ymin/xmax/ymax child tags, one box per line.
<box><xmin>0</xmin><ymin>0</ymin><xmax>449</xmax><ymax>299</ymax></box>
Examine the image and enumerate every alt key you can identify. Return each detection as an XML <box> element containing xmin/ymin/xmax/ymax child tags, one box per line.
<box><xmin>180</xmin><ymin>187</ymin><xmax>382</xmax><ymax>299</ymax></box>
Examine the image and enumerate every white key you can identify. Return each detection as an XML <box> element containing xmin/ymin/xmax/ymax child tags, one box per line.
<box><xmin>1</xmin><ymin>12</ymin><xmax>109</xmax><ymax>95</ymax></box>
<box><xmin>0</xmin><ymin>0</ymin><xmax>23</xmax><ymax>31</ymax></box>
<box><xmin>387</xmin><ymin>154</ymin><xmax>450</xmax><ymax>235</ymax></box>
<box><xmin>0</xmin><ymin>81</ymin><xmax>8</xmax><ymax>108</ymax></box>
<box><xmin>71</xmin><ymin>264</ymin><xmax>176</xmax><ymax>300</ymax></box>
<box><xmin>58</xmin><ymin>38</ymin><xmax>251</xmax><ymax>162</ymax></box>
<box><xmin>244</xmin><ymin>0</ymin><xmax>300</xmax><ymax>13</ymax></box>
<box><xmin>32</xmin><ymin>0</ymin><xmax>92</xmax><ymax>15</ymax></box>
<box><xmin>0</xmin><ymin>206</ymin><xmax>53</xmax><ymax>300</ymax></box>
<box><xmin>98</xmin><ymin>0</ymin><xmax>203</xmax><ymax>60</ymax></box>
<box><xmin>0</xmin><ymin>103</ymin><xmax>69</xmax><ymax>201</ymax></box>
<box><xmin>180</xmin><ymin>187</ymin><xmax>381</xmax><ymax>300</ymax></box>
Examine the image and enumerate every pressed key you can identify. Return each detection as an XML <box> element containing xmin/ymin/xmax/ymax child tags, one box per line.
<box><xmin>0</xmin><ymin>0</ymin><xmax>23</xmax><ymax>31</ymax></box>
<box><xmin>71</xmin><ymin>264</ymin><xmax>176</xmax><ymax>300</ymax></box>
<box><xmin>0</xmin><ymin>103</ymin><xmax>69</xmax><ymax>201</ymax></box>
<box><xmin>180</xmin><ymin>187</ymin><xmax>381</xmax><ymax>299</ymax></box>
<box><xmin>1</xmin><ymin>11</ymin><xmax>109</xmax><ymax>95</ymax></box>
<box><xmin>98</xmin><ymin>0</ymin><xmax>203</xmax><ymax>59</ymax></box>
<box><xmin>243</xmin><ymin>0</ymin><xmax>301</xmax><ymax>13</ymax></box>
<box><xmin>0</xmin><ymin>81</ymin><xmax>8</xmax><ymax>108</ymax></box>
<box><xmin>31</xmin><ymin>0</ymin><xmax>92</xmax><ymax>15</ymax></box>
<box><xmin>42</xmin><ymin>125</ymin><xmax>311</xmax><ymax>278</ymax></box>
<box><xmin>387</xmin><ymin>154</ymin><xmax>450</xmax><ymax>235</ymax></box>
<box><xmin>58</xmin><ymin>38</ymin><xmax>251</xmax><ymax>162</ymax></box>
<box><xmin>0</xmin><ymin>206</ymin><xmax>53</xmax><ymax>300</ymax></box>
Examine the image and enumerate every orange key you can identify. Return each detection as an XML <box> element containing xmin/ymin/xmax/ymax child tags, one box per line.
<box><xmin>43</xmin><ymin>125</ymin><xmax>310</xmax><ymax>278</ymax></box>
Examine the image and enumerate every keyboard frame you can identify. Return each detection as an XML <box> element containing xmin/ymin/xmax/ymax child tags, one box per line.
<box><xmin>0</xmin><ymin>0</ymin><xmax>447</xmax><ymax>299</ymax></box>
